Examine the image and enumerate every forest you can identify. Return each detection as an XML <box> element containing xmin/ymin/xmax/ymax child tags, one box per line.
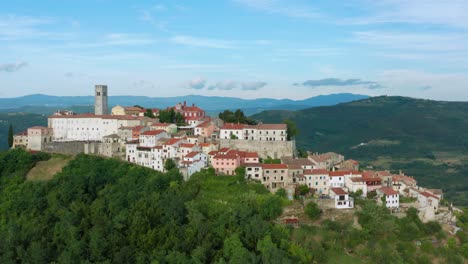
<box><xmin>0</xmin><ymin>149</ymin><xmax>467</xmax><ymax>263</ymax></box>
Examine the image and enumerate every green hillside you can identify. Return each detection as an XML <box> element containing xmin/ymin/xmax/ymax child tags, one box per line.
<box><xmin>251</xmin><ymin>96</ymin><xmax>468</xmax><ymax>205</ymax></box>
<box><xmin>0</xmin><ymin>149</ymin><xmax>466</xmax><ymax>263</ymax></box>
<box><xmin>0</xmin><ymin>113</ymin><xmax>48</xmax><ymax>150</ymax></box>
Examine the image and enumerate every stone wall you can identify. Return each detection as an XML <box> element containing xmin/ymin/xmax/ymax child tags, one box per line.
<box><xmin>219</xmin><ymin>139</ymin><xmax>295</xmax><ymax>159</ymax></box>
<box><xmin>44</xmin><ymin>141</ymin><xmax>119</xmax><ymax>157</ymax></box>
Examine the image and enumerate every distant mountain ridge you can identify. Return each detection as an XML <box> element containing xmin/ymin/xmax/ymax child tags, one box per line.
<box><xmin>0</xmin><ymin>93</ymin><xmax>369</xmax><ymax>113</ymax></box>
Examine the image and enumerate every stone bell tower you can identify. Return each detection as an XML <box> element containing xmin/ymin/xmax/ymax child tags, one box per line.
<box><xmin>94</xmin><ymin>85</ymin><xmax>108</xmax><ymax>115</ymax></box>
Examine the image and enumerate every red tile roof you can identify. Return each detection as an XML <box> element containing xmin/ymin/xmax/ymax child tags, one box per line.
<box><xmin>164</xmin><ymin>138</ymin><xmax>182</xmax><ymax>146</ymax></box>
<box><xmin>284</xmin><ymin>218</ymin><xmax>298</xmax><ymax>224</ymax></box>
<box><xmin>198</xmin><ymin>143</ymin><xmax>211</xmax><ymax>147</ymax></box>
<box><xmin>261</xmin><ymin>164</ymin><xmax>288</xmax><ymax>169</ymax></box>
<box><xmin>304</xmin><ymin>169</ymin><xmax>329</xmax><ymax>175</ymax></box>
<box><xmin>288</xmin><ymin>164</ymin><xmax>303</xmax><ymax>170</ymax></box>
<box><xmin>222</xmin><ymin>123</ymin><xmax>246</xmax><ymax>130</ymax></box>
<box><xmin>124</xmin><ymin>106</ymin><xmax>143</xmax><ymax>111</ymax></box>
<box><xmin>377</xmin><ymin>171</ymin><xmax>394</xmax><ymax>177</ymax></box>
<box><xmin>349</xmin><ymin>177</ymin><xmax>365</xmax><ymax>183</ymax></box>
<box><xmin>251</xmin><ymin>124</ymin><xmax>287</xmax><ymax>130</ymax></box>
<box><xmin>419</xmin><ymin>191</ymin><xmax>440</xmax><ymax>200</ymax></box>
<box><xmin>49</xmin><ymin>114</ymin><xmax>141</xmax><ymax>120</ymax></box>
<box><xmin>15</xmin><ymin>131</ymin><xmax>28</xmax><ymax>136</ymax></box>
<box><xmin>185</xmin><ymin>151</ymin><xmax>200</xmax><ymax>158</ymax></box>
<box><xmin>329</xmin><ymin>170</ymin><xmax>361</xmax><ymax>177</ymax></box>
<box><xmin>219</xmin><ymin>147</ymin><xmax>230</xmax><ymax>153</ymax></box>
<box><xmin>213</xmin><ymin>154</ymin><xmax>239</xmax><ymax>160</ymax></box>
<box><xmin>141</xmin><ymin>130</ymin><xmax>165</xmax><ymax>136</ymax></box>
<box><xmin>179</xmin><ymin>143</ymin><xmax>196</xmax><ymax>148</ymax></box>
<box><xmin>208</xmin><ymin>151</ymin><xmax>218</xmax><ymax>156</ymax></box>
<box><xmin>331</xmin><ymin>187</ymin><xmax>348</xmax><ymax>195</ymax></box>
<box><xmin>392</xmin><ymin>174</ymin><xmax>417</xmax><ymax>184</ymax></box>
<box><xmin>131</xmin><ymin>125</ymin><xmax>145</xmax><ymax>132</ymax></box>
<box><xmin>379</xmin><ymin>187</ymin><xmax>399</xmax><ymax>196</ymax></box>
<box><xmin>196</xmin><ymin>121</ymin><xmax>211</xmax><ymax>128</ymax></box>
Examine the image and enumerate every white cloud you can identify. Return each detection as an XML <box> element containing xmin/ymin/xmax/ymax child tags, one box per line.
<box><xmin>234</xmin><ymin>0</ymin><xmax>320</xmax><ymax>18</ymax></box>
<box><xmin>241</xmin><ymin>81</ymin><xmax>267</xmax><ymax>90</ymax></box>
<box><xmin>208</xmin><ymin>80</ymin><xmax>238</xmax><ymax>90</ymax></box>
<box><xmin>189</xmin><ymin>77</ymin><xmax>206</xmax><ymax>89</ymax></box>
<box><xmin>171</xmin><ymin>35</ymin><xmax>237</xmax><ymax>49</ymax></box>
<box><xmin>0</xmin><ymin>15</ymin><xmax>69</xmax><ymax>40</ymax></box>
<box><xmin>350</xmin><ymin>0</ymin><xmax>468</xmax><ymax>28</ymax></box>
<box><xmin>0</xmin><ymin>62</ymin><xmax>28</xmax><ymax>72</ymax></box>
<box><xmin>205</xmin><ymin>80</ymin><xmax>268</xmax><ymax>91</ymax></box>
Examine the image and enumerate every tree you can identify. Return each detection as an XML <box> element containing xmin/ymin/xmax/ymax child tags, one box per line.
<box><xmin>283</xmin><ymin>120</ymin><xmax>298</xmax><ymax>140</ymax></box>
<box><xmin>164</xmin><ymin>158</ymin><xmax>177</xmax><ymax>171</ymax></box>
<box><xmin>296</xmin><ymin>185</ymin><xmax>310</xmax><ymax>196</ymax></box>
<box><xmin>218</xmin><ymin>109</ymin><xmax>257</xmax><ymax>125</ymax></box>
<box><xmin>235</xmin><ymin>166</ymin><xmax>246</xmax><ymax>178</ymax></box>
<box><xmin>144</xmin><ymin>109</ymin><xmax>155</xmax><ymax>118</ymax></box>
<box><xmin>276</xmin><ymin>188</ymin><xmax>287</xmax><ymax>199</ymax></box>
<box><xmin>305</xmin><ymin>202</ymin><xmax>321</xmax><ymax>220</ymax></box>
<box><xmin>8</xmin><ymin>124</ymin><xmax>13</xmax><ymax>148</ymax></box>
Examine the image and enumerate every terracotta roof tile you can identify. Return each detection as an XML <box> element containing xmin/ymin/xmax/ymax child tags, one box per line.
<box><xmin>331</xmin><ymin>187</ymin><xmax>348</xmax><ymax>195</ymax></box>
<box><xmin>141</xmin><ymin>130</ymin><xmax>166</xmax><ymax>136</ymax></box>
<box><xmin>261</xmin><ymin>164</ymin><xmax>288</xmax><ymax>169</ymax></box>
<box><xmin>304</xmin><ymin>169</ymin><xmax>329</xmax><ymax>175</ymax></box>
<box><xmin>185</xmin><ymin>151</ymin><xmax>200</xmax><ymax>158</ymax></box>
<box><xmin>379</xmin><ymin>187</ymin><xmax>399</xmax><ymax>196</ymax></box>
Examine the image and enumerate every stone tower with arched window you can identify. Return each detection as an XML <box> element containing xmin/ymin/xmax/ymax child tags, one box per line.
<box><xmin>95</xmin><ymin>85</ymin><xmax>108</xmax><ymax>115</ymax></box>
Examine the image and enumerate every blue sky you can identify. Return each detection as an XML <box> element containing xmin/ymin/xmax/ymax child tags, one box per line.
<box><xmin>1</xmin><ymin>0</ymin><xmax>467</xmax><ymax>100</ymax></box>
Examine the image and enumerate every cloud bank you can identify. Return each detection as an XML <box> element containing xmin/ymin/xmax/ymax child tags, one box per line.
<box><xmin>297</xmin><ymin>78</ymin><xmax>384</xmax><ymax>89</ymax></box>
<box><xmin>0</xmin><ymin>62</ymin><xmax>28</xmax><ymax>72</ymax></box>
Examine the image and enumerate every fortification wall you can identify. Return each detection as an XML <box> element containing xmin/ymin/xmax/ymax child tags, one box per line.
<box><xmin>219</xmin><ymin>139</ymin><xmax>295</xmax><ymax>159</ymax></box>
<box><xmin>44</xmin><ymin>141</ymin><xmax>102</xmax><ymax>155</ymax></box>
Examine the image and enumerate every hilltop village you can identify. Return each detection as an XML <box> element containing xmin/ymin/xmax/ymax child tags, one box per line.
<box><xmin>13</xmin><ymin>85</ymin><xmax>456</xmax><ymax>225</ymax></box>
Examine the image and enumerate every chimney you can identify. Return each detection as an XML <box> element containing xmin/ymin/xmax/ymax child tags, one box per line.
<box><xmin>184</xmin><ymin>101</ymin><xmax>186</xmax><ymax>107</ymax></box>
<box><xmin>193</xmin><ymin>103</ymin><xmax>195</xmax><ymax>107</ymax></box>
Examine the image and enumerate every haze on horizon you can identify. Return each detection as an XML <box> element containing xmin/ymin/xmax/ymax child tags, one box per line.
<box><xmin>1</xmin><ymin>0</ymin><xmax>467</xmax><ymax>101</ymax></box>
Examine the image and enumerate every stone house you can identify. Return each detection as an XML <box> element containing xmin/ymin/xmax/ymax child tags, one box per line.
<box><xmin>261</xmin><ymin>164</ymin><xmax>289</xmax><ymax>192</ymax></box>
<box><xmin>377</xmin><ymin>187</ymin><xmax>400</xmax><ymax>210</ymax></box>
<box><xmin>330</xmin><ymin>187</ymin><xmax>354</xmax><ymax>209</ymax></box>
<box><xmin>303</xmin><ymin>169</ymin><xmax>330</xmax><ymax>195</ymax></box>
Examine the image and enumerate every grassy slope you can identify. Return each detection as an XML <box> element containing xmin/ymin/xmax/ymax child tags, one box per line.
<box><xmin>251</xmin><ymin>96</ymin><xmax>468</xmax><ymax>205</ymax></box>
<box><xmin>26</xmin><ymin>155</ymin><xmax>73</xmax><ymax>181</ymax></box>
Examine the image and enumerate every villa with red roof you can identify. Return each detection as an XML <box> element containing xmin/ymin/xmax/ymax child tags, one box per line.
<box><xmin>220</xmin><ymin>123</ymin><xmax>287</xmax><ymax>141</ymax></box>
<box><xmin>330</xmin><ymin>187</ymin><xmax>354</xmax><ymax>209</ymax></box>
<box><xmin>139</xmin><ymin>130</ymin><xmax>168</xmax><ymax>147</ymax></box>
<box><xmin>212</xmin><ymin>152</ymin><xmax>241</xmax><ymax>175</ymax></box>
<box><xmin>377</xmin><ymin>187</ymin><xmax>400</xmax><ymax>210</ymax></box>
<box><xmin>194</xmin><ymin>121</ymin><xmax>215</xmax><ymax>137</ymax></box>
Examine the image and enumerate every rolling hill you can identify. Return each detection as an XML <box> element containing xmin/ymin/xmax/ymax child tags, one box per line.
<box><xmin>251</xmin><ymin>96</ymin><xmax>468</xmax><ymax>205</ymax></box>
<box><xmin>0</xmin><ymin>93</ymin><xmax>368</xmax><ymax>114</ymax></box>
